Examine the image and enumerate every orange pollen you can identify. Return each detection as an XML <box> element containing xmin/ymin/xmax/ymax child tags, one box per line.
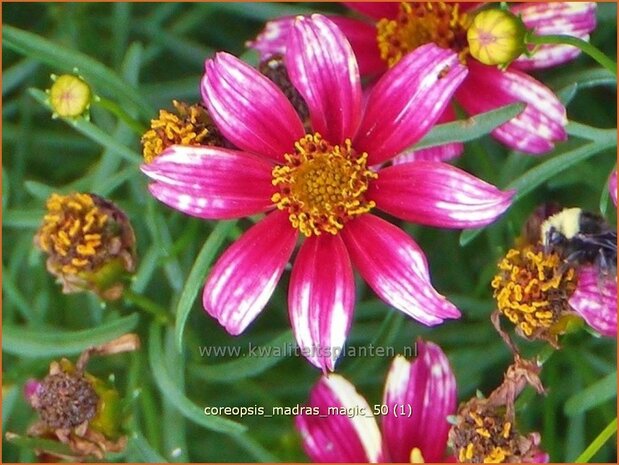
<box><xmin>37</xmin><ymin>193</ymin><xmax>109</xmax><ymax>275</ymax></box>
<box><xmin>271</xmin><ymin>133</ymin><xmax>377</xmax><ymax>237</ymax></box>
<box><xmin>491</xmin><ymin>245</ymin><xmax>577</xmax><ymax>337</ymax></box>
<box><xmin>453</xmin><ymin>407</ymin><xmax>515</xmax><ymax>463</ymax></box>
<box><xmin>376</xmin><ymin>2</ymin><xmax>471</xmax><ymax>68</ymax></box>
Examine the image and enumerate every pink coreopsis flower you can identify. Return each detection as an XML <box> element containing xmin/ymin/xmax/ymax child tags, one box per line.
<box><xmin>296</xmin><ymin>340</ymin><xmax>456</xmax><ymax>462</ymax></box>
<box><xmin>250</xmin><ymin>2</ymin><xmax>598</xmax><ymax>156</ymax></box>
<box><xmin>569</xmin><ymin>265</ymin><xmax>617</xmax><ymax>337</ymax></box>
<box><xmin>142</xmin><ymin>14</ymin><xmax>514</xmax><ymax>371</ymax></box>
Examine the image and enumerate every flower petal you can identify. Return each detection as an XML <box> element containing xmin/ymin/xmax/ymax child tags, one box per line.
<box><xmin>341</xmin><ymin>214</ymin><xmax>461</xmax><ymax>325</ymax></box>
<box><xmin>287</xmin><ymin>15</ymin><xmax>362</xmax><ymax>144</ymax></box>
<box><xmin>609</xmin><ymin>170</ymin><xmax>617</xmax><ymax>207</ymax></box>
<box><xmin>369</xmin><ymin>161</ymin><xmax>514</xmax><ymax>228</ymax></box>
<box><xmin>296</xmin><ymin>374</ymin><xmax>382</xmax><ymax>462</ymax></box>
<box><xmin>569</xmin><ymin>266</ymin><xmax>617</xmax><ymax>337</ymax></box>
<box><xmin>246</xmin><ymin>16</ymin><xmax>294</xmax><ymax>60</ymax></box>
<box><xmin>512</xmin><ymin>2</ymin><xmax>597</xmax><ymax>70</ymax></box>
<box><xmin>381</xmin><ymin>340</ymin><xmax>456</xmax><ymax>463</ymax></box>
<box><xmin>203</xmin><ymin>211</ymin><xmax>297</xmax><ymax>335</ymax></box>
<box><xmin>329</xmin><ymin>16</ymin><xmax>387</xmax><ymax>78</ymax></box>
<box><xmin>456</xmin><ymin>62</ymin><xmax>567</xmax><ymax>155</ymax></box>
<box><xmin>289</xmin><ymin>234</ymin><xmax>355</xmax><ymax>372</ymax></box>
<box><xmin>355</xmin><ymin>44</ymin><xmax>467</xmax><ymax>165</ymax></box>
<box><xmin>343</xmin><ymin>2</ymin><xmax>399</xmax><ymax>20</ymax></box>
<box><xmin>142</xmin><ymin>145</ymin><xmax>275</xmax><ymax>219</ymax></box>
<box><xmin>201</xmin><ymin>52</ymin><xmax>304</xmax><ymax>162</ymax></box>
<box><xmin>392</xmin><ymin>105</ymin><xmax>463</xmax><ymax>164</ymax></box>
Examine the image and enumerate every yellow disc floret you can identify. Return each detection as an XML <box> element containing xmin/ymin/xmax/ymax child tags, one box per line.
<box><xmin>491</xmin><ymin>245</ymin><xmax>577</xmax><ymax>341</ymax></box>
<box><xmin>141</xmin><ymin>100</ymin><xmax>224</xmax><ymax>163</ymax></box>
<box><xmin>271</xmin><ymin>133</ymin><xmax>377</xmax><ymax>237</ymax></box>
<box><xmin>376</xmin><ymin>2</ymin><xmax>471</xmax><ymax>67</ymax></box>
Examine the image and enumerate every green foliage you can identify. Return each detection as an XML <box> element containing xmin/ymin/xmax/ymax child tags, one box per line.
<box><xmin>2</xmin><ymin>2</ymin><xmax>616</xmax><ymax>463</ymax></box>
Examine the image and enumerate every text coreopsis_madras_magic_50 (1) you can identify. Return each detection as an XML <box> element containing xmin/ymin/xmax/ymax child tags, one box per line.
<box><xmin>141</xmin><ymin>14</ymin><xmax>514</xmax><ymax>371</ymax></box>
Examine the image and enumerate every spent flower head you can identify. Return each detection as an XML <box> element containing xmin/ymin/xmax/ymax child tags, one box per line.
<box><xmin>19</xmin><ymin>334</ymin><xmax>140</xmax><ymax>461</ymax></box>
<box><xmin>35</xmin><ymin>192</ymin><xmax>136</xmax><ymax>300</ymax></box>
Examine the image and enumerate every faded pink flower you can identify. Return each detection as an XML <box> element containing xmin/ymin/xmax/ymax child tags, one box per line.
<box><xmin>142</xmin><ymin>14</ymin><xmax>513</xmax><ymax>371</ymax></box>
<box><xmin>296</xmin><ymin>340</ymin><xmax>456</xmax><ymax>462</ymax></box>
<box><xmin>569</xmin><ymin>266</ymin><xmax>617</xmax><ymax>337</ymax></box>
<box><xmin>250</xmin><ymin>2</ymin><xmax>598</xmax><ymax>156</ymax></box>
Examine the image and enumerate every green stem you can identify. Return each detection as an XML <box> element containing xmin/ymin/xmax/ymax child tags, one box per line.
<box><xmin>527</xmin><ymin>33</ymin><xmax>617</xmax><ymax>77</ymax></box>
<box><xmin>124</xmin><ymin>288</ymin><xmax>172</xmax><ymax>325</ymax></box>
<box><xmin>95</xmin><ymin>96</ymin><xmax>148</xmax><ymax>135</ymax></box>
<box><xmin>574</xmin><ymin>417</ymin><xmax>617</xmax><ymax>463</ymax></box>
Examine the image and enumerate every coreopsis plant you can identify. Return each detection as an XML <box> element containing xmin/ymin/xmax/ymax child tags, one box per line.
<box><xmin>296</xmin><ymin>340</ymin><xmax>456</xmax><ymax>462</ymax></box>
<box><xmin>142</xmin><ymin>14</ymin><xmax>514</xmax><ymax>371</ymax></box>
<box><xmin>250</xmin><ymin>2</ymin><xmax>598</xmax><ymax>156</ymax></box>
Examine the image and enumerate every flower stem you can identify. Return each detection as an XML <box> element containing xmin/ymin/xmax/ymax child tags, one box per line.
<box><xmin>526</xmin><ymin>33</ymin><xmax>617</xmax><ymax>77</ymax></box>
<box><xmin>574</xmin><ymin>417</ymin><xmax>617</xmax><ymax>463</ymax></box>
<box><xmin>95</xmin><ymin>96</ymin><xmax>148</xmax><ymax>135</ymax></box>
<box><xmin>124</xmin><ymin>288</ymin><xmax>172</xmax><ymax>325</ymax></box>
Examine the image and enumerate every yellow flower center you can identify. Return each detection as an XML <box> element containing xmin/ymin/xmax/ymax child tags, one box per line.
<box><xmin>491</xmin><ymin>245</ymin><xmax>577</xmax><ymax>338</ymax></box>
<box><xmin>37</xmin><ymin>193</ymin><xmax>109</xmax><ymax>275</ymax></box>
<box><xmin>454</xmin><ymin>408</ymin><xmax>514</xmax><ymax>463</ymax></box>
<box><xmin>271</xmin><ymin>133</ymin><xmax>377</xmax><ymax>237</ymax></box>
<box><xmin>141</xmin><ymin>100</ymin><xmax>223</xmax><ymax>163</ymax></box>
<box><xmin>376</xmin><ymin>2</ymin><xmax>471</xmax><ymax>68</ymax></box>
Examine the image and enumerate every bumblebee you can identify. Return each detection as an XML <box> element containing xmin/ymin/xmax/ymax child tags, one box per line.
<box><xmin>540</xmin><ymin>207</ymin><xmax>617</xmax><ymax>273</ymax></box>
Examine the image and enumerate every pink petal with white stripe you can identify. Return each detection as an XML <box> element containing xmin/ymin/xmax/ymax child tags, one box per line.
<box><xmin>341</xmin><ymin>214</ymin><xmax>461</xmax><ymax>326</ymax></box>
<box><xmin>296</xmin><ymin>374</ymin><xmax>382</xmax><ymax>462</ymax></box>
<box><xmin>569</xmin><ymin>266</ymin><xmax>617</xmax><ymax>337</ymax></box>
<box><xmin>381</xmin><ymin>340</ymin><xmax>456</xmax><ymax>462</ymax></box>
<box><xmin>393</xmin><ymin>105</ymin><xmax>463</xmax><ymax>164</ymax></box>
<box><xmin>142</xmin><ymin>145</ymin><xmax>275</xmax><ymax>219</ymax></box>
<box><xmin>457</xmin><ymin>62</ymin><xmax>567</xmax><ymax>154</ymax></box>
<box><xmin>289</xmin><ymin>234</ymin><xmax>355</xmax><ymax>372</ymax></box>
<box><xmin>246</xmin><ymin>16</ymin><xmax>293</xmax><ymax>60</ymax></box>
<box><xmin>512</xmin><ymin>2</ymin><xmax>597</xmax><ymax>70</ymax></box>
<box><xmin>203</xmin><ymin>211</ymin><xmax>297</xmax><ymax>335</ymax></box>
<box><xmin>343</xmin><ymin>2</ymin><xmax>399</xmax><ymax>20</ymax></box>
<box><xmin>329</xmin><ymin>16</ymin><xmax>386</xmax><ymax>78</ymax></box>
<box><xmin>609</xmin><ymin>170</ymin><xmax>617</xmax><ymax>207</ymax></box>
<box><xmin>355</xmin><ymin>44</ymin><xmax>467</xmax><ymax>165</ymax></box>
<box><xmin>202</xmin><ymin>52</ymin><xmax>304</xmax><ymax>162</ymax></box>
<box><xmin>369</xmin><ymin>161</ymin><xmax>514</xmax><ymax>228</ymax></box>
<box><xmin>287</xmin><ymin>15</ymin><xmax>362</xmax><ymax>144</ymax></box>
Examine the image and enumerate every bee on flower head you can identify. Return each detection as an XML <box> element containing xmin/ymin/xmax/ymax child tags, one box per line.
<box><xmin>540</xmin><ymin>207</ymin><xmax>617</xmax><ymax>276</ymax></box>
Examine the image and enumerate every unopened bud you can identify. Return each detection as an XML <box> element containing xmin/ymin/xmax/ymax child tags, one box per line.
<box><xmin>467</xmin><ymin>9</ymin><xmax>527</xmax><ymax>66</ymax></box>
<box><xmin>48</xmin><ymin>74</ymin><xmax>92</xmax><ymax>118</ymax></box>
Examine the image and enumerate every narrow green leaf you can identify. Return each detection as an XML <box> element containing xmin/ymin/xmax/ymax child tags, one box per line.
<box><xmin>460</xmin><ymin>133</ymin><xmax>616</xmax><ymax>246</ymax></box>
<box><xmin>574</xmin><ymin>418</ymin><xmax>617</xmax><ymax>463</ymax></box>
<box><xmin>4</xmin><ymin>433</ymin><xmax>75</xmax><ymax>457</ymax></box>
<box><xmin>3</xmin><ymin>59</ymin><xmax>39</xmax><ymax>96</ymax></box>
<box><xmin>230</xmin><ymin>433</ymin><xmax>279</xmax><ymax>462</ymax></box>
<box><xmin>3</xmin><ymin>25</ymin><xmax>153</xmax><ymax>118</ymax></box>
<box><xmin>148</xmin><ymin>323</ymin><xmax>246</xmax><ymax>434</ymax></box>
<box><xmin>3</xmin><ymin>314</ymin><xmax>140</xmax><ymax>357</ymax></box>
<box><xmin>413</xmin><ymin>103</ymin><xmax>525</xmax><ymax>150</ymax></box>
<box><xmin>3</xmin><ymin>209</ymin><xmax>44</xmax><ymax>229</ymax></box>
<box><xmin>128</xmin><ymin>432</ymin><xmax>169</xmax><ymax>463</ymax></box>
<box><xmin>191</xmin><ymin>330</ymin><xmax>293</xmax><ymax>383</ymax></box>
<box><xmin>565</xmin><ymin>372</ymin><xmax>617</xmax><ymax>416</ymax></box>
<box><xmin>175</xmin><ymin>221</ymin><xmax>237</xmax><ymax>352</ymax></box>
<box><xmin>2</xmin><ymin>385</ymin><xmax>19</xmax><ymax>429</ymax></box>
<box><xmin>29</xmin><ymin>88</ymin><xmax>141</xmax><ymax>164</ymax></box>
